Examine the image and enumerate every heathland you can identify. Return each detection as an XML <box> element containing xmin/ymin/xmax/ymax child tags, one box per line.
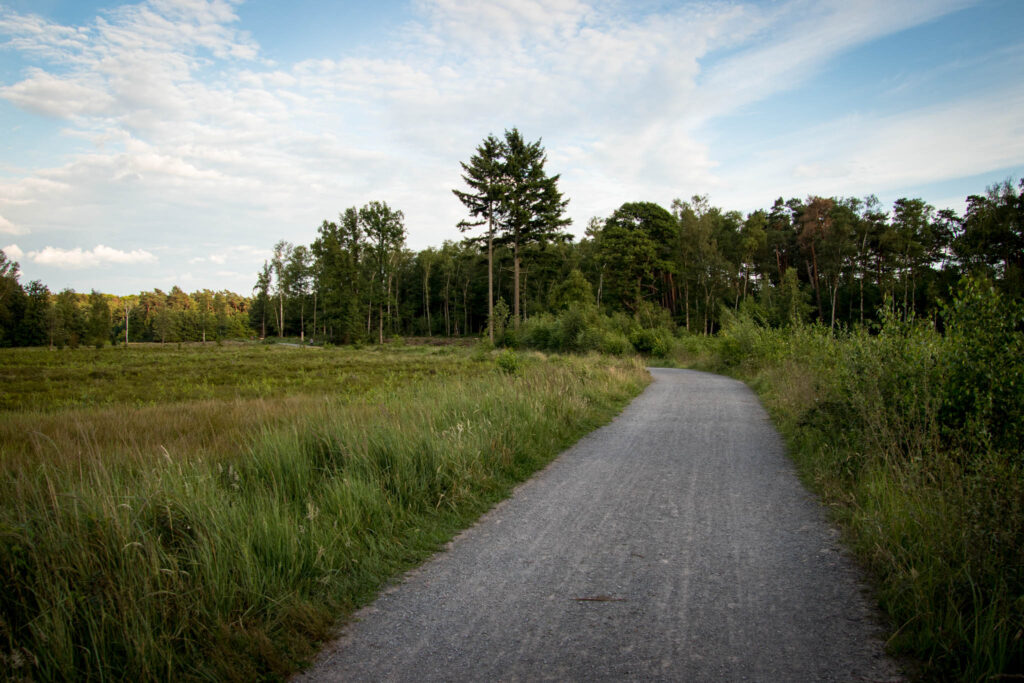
<box><xmin>0</xmin><ymin>342</ymin><xmax>648</xmax><ymax>679</ymax></box>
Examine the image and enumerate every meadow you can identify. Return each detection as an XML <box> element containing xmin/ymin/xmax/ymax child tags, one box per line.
<box><xmin>0</xmin><ymin>342</ymin><xmax>649</xmax><ymax>680</ymax></box>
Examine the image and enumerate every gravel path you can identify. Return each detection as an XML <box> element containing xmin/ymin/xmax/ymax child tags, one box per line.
<box><xmin>297</xmin><ymin>368</ymin><xmax>901</xmax><ymax>681</ymax></box>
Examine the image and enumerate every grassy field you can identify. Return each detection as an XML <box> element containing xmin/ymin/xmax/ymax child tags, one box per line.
<box><xmin>0</xmin><ymin>342</ymin><xmax>649</xmax><ymax>680</ymax></box>
<box><xmin>0</xmin><ymin>342</ymin><xmax>490</xmax><ymax>470</ymax></box>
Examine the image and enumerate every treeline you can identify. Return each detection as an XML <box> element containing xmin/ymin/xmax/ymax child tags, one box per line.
<box><xmin>255</xmin><ymin>132</ymin><xmax>1022</xmax><ymax>344</ymax></box>
<box><xmin>3</xmin><ymin>127</ymin><xmax>1020</xmax><ymax>349</ymax></box>
<box><xmin>0</xmin><ymin>267</ymin><xmax>251</xmax><ymax>348</ymax></box>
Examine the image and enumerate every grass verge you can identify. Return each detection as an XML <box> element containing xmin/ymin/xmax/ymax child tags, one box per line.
<box><xmin>0</xmin><ymin>347</ymin><xmax>648</xmax><ymax>680</ymax></box>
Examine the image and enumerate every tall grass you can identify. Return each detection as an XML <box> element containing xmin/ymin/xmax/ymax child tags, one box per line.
<box><xmin>673</xmin><ymin>279</ymin><xmax>1024</xmax><ymax>680</ymax></box>
<box><xmin>0</xmin><ymin>348</ymin><xmax>648</xmax><ymax>679</ymax></box>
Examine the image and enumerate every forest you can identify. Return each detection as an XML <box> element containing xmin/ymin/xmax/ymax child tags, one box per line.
<box><xmin>1</xmin><ymin>131</ymin><xmax>1020</xmax><ymax>348</ymax></box>
<box><xmin>248</xmin><ymin>132</ymin><xmax>1022</xmax><ymax>347</ymax></box>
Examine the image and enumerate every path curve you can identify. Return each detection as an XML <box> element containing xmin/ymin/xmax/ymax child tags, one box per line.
<box><xmin>297</xmin><ymin>368</ymin><xmax>901</xmax><ymax>681</ymax></box>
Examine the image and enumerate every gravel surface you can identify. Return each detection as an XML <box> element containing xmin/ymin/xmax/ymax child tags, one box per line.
<box><xmin>296</xmin><ymin>368</ymin><xmax>902</xmax><ymax>682</ymax></box>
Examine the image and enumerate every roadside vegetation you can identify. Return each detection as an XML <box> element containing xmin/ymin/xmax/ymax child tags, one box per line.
<box><xmin>668</xmin><ymin>278</ymin><xmax>1023</xmax><ymax>680</ymax></box>
<box><xmin>0</xmin><ymin>344</ymin><xmax>648</xmax><ymax>679</ymax></box>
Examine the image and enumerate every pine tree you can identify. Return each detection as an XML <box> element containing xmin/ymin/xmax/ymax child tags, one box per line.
<box><xmin>453</xmin><ymin>134</ymin><xmax>505</xmax><ymax>342</ymax></box>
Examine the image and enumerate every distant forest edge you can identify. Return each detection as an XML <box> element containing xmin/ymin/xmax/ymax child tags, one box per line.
<box><xmin>0</xmin><ymin>132</ymin><xmax>1021</xmax><ymax>348</ymax></box>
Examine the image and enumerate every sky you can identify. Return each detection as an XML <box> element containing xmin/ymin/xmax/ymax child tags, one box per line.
<box><xmin>0</xmin><ymin>0</ymin><xmax>1022</xmax><ymax>295</ymax></box>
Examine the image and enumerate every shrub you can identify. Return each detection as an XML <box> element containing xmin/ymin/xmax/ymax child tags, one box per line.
<box><xmin>519</xmin><ymin>314</ymin><xmax>556</xmax><ymax>351</ymax></box>
<box><xmin>495</xmin><ymin>349</ymin><xmax>519</xmax><ymax>375</ymax></box>
<box><xmin>941</xmin><ymin>277</ymin><xmax>1024</xmax><ymax>459</ymax></box>
<box><xmin>628</xmin><ymin>327</ymin><xmax>673</xmax><ymax>356</ymax></box>
<box><xmin>598</xmin><ymin>330</ymin><xmax>632</xmax><ymax>356</ymax></box>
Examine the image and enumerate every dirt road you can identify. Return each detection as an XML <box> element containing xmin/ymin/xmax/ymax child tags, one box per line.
<box><xmin>297</xmin><ymin>368</ymin><xmax>900</xmax><ymax>681</ymax></box>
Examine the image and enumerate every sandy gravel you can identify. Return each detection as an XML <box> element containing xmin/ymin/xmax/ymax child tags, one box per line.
<box><xmin>296</xmin><ymin>368</ymin><xmax>902</xmax><ymax>682</ymax></box>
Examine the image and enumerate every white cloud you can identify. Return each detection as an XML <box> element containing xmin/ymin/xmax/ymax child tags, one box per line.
<box><xmin>0</xmin><ymin>214</ymin><xmax>28</xmax><ymax>235</ymax></box>
<box><xmin>0</xmin><ymin>0</ymin><xmax>1012</xmax><ymax>293</ymax></box>
<box><xmin>28</xmin><ymin>245</ymin><xmax>158</xmax><ymax>269</ymax></box>
<box><xmin>2</xmin><ymin>244</ymin><xmax>24</xmax><ymax>260</ymax></box>
<box><xmin>0</xmin><ymin>68</ymin><xmax>116</xmax><ymax>117</ymax></box>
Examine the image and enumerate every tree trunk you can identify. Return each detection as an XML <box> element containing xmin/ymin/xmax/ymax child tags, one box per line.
<box><xmin>444</xmin><ymin>271</ymin><xmax>451</xmax><ymax>336</ymax></box>
<box><xmin>859</xmin><ymin>268</ymin><xmax>865</xmax><ymax>326</ymax></box>
<box><xmin>513</xmin><ymin>240</ymin><xmax>521</xmax><ymax>329</ymax></box>
<box><xmin>684</xmin><ymin>281</ymin><xmax>690</xmax><ymax>332</ymax></box>
<box><xmin>810</xmin><ymin>242</ymin><xmax>823</xmax><ymax>321</ymax></box>
<box><xmin>424</xmin><ymin>265</ymin><xmax>432</xmax><ymax>336</ymax></box>
<box><xmin>487</xmin><ymin>221</ymin><xmax>494</xmax><ymax>343</ymax></box>
<box><xmin>830</xmin><ymin>277</ymin><xmax>838</xmax><ymax>332</ymax></box>
<box><xmin>278</xmin><ymin>292</ymin><xmax>284</xmax><ymax>338</ymax></box>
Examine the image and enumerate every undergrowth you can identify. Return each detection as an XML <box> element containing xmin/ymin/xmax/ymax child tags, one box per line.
<box><xmin>673</xmin><ymin>277</ymin><xmax>1024</xmax><ymax>680</ymax></box>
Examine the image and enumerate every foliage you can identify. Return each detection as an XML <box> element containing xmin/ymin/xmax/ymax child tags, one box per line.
<box><xmin>494</xmin><ymin>348</ymin><xmax>520</xmax><ymax>375</ymax></box>
<box><xmin>940</xmin><ymin>277</ymin><xmax>1024</xmax><ymax>458</ymax></box>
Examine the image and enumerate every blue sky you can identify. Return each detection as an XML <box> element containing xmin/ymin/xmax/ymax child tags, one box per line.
<box><xmin>1</xmin><ymin>0</ymin><xmax>1022</xmax><ymax>295</ymax></box>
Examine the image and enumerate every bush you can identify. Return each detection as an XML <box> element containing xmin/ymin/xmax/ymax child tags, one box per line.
<box><xmin>519</xmin><ymin>314</ymin><xmax>556</xmax><ymax>351</ymax></box>
<box><xmin>495</xmin><ymin>349</ymin><xmax>520</xmax><ymax>375</ymax></box>
<box><xmin>628</xmin><ymin>327</ymin><xmax>673</xmax><ymax>356</ymax></box>
<box><xmin>941</xmin><ymin>277</ymin><xmax>1024</xmax><ymax>459</ymax></box>
<box><xmin>598</xmin><ymin>330</ymin><xmax>632</xmax><ymax>356</ymax></box>
<box><xmin>554</xmin><ymin>306</ymin><xmax>588</xmax><ymax>351</ymax></box>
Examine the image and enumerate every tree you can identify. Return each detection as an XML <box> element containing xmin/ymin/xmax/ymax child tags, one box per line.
<box><xmin>87</xmin><ymin>290</ymin><xmax>111</xmax><ymax>347</ymax></box>
<box><xmin>270</xmin><ymin>241</ymin><xmax>293</xmax><ymax>337</ymax></box>
<box><xmin>739</xmin><ymin>210</ymin><xmax>768</xmax><ymax>303</ymax></box>
<box><xmin>674</xmin><ymin>195</ymin><xmax>733</xmax><ymax>334</ymax></box>
<box><xmin>550</xmin><ymin>268</ymin><xmax>594</xmax><ymax>310</ymax></box>
<box><xmin>797</xmin><ymin>196</ymin><xmax>834</xmax><ymax>322</ymax></box>
<box><xmin>193</xmin><ymin>289</ymin><xmax>213</xmax><ymax>343</ymax></box>
<box><xmin>453</xmin><ymin>133</ymin><xmax>505</xmax><ymax>342</ymax></box>
<box><xmin>418</xmin><ymin>247</ymin><xmax>439</xmax><ymax>335</ymax></box>
<box><xmin>286</xmin><ymin>245</ymin><xmax>312</xmax><ymax>341</ymax></box>
<box><xmin>0</xmin><ymin>249</ymin><xmax>23</xmax><ymax>346</ymax></box>
<box><xmin>890</xmin><ymin>197</ymin><xmax>935</xmax><ymax>316</ymax></box>
<box><xmin>19</xmin><ymin>280</ymin><xmax>50</xmax><ymax>347</ymax></box>
<box><xmin>251</xmin><ymin>262</ymin><xmax>272</xmax><ymax>339</ymax></box>
<box><xmin>956</xmin><ymin>179</ymin><xmax>1024</xmax><ymax>299</ymax></box>
<box><xmin>359</xmin><ymin>201</ymin><xmax>406</xmax><ymax>344</ymax></box>
<box><xmin>599</xmin><ymin>202</ymin><xmax>677</xmax><ymax>312</ymax></box>
<box><xmin>496</xmin><ymin>128</ymin><xmax>571</xmax><ymax>327</ymax></box>
<box><xmin>53</xmin><ymin>288</ymin><xmax>85</xmax><ymax>348</ymax></box>
<box><xmin>311</xmin><ymin>209</ymin><xmax>365</xmax><ymax>343</ymax></box>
